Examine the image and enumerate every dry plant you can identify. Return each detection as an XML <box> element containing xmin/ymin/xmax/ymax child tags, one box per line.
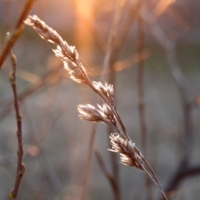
<box><xmin>8</xmin><ymin>48</ymin><xmax>25</xmax><ymax>200</ymax></box>
<box><xmin>24</xmin><ymin>15</ymin><xmax>168</xmax><ymax>200</ymax></box>
<box><xmin>0</xmin><ymin>1</ymin><xmax>36</xmax><ymax>198</ymax></box>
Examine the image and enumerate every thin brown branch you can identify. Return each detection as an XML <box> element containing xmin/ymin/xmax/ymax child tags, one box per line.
<box><xmin>0</xmin><ymin>0</ymin><xmax>36</xmax><ymax>70</ymax></box>
<box><xmin>9</xmin><ymin>52</ymin><xmax>25</xmax><ymax>200</ymax></box>
<box><xmin>95</xmin><ymin>150</ymin><xmax>120</xmax><ymax>200</ymax></box>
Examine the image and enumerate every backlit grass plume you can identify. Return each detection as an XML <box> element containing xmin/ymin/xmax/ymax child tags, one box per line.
<box><xmin>25</xmin><ymin>15</ymin><xmax>168</xmax><ymax>200</ymax></box>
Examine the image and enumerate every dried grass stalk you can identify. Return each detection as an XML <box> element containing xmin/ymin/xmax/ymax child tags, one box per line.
<box><xmin>24</xmin><ymin>15</ymin><xmax>128</xmax><ymax>140</ymax></box>
<box><xmin>109</xmin><ymin>133</ymin><xmax>167</xmax><ymax>200</ymax></box>
<box><xmin>24</xmin><ymin>15</ymin><xmax>168</xmax><ymax>200</ymax></box>
<box><xmin>25</xmin><ymin>15</ymin><xmax>89</xmax><ymax>85</ymax></box>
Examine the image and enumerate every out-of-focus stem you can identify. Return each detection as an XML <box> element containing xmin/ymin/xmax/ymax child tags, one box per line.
<box><xmin>137</xmin><ymin>13</ymin><xmax>147</xmax><ymax>156</ymax></box>
<box><xmin>9</xmin><ymin>52</ymin><xmax>25</xmax><ymax>200</ymax></box>
<box><xmin>80</xmin><ymin>124</ymin><xmax>97</xmax><ymax>200</ymax></box>
<box><xmin>137</xmin><ymin>11</ymin><xmax>153</xmax><ymax>200</ymax></box>
<box><xmin>0</xmin><ymin>0</ymin><xmax>36</xmax><ymax>70</ymax></box>
<box><xmin>95</xmin><ymin>150</ymin><xmax>120</xmax><ymax>200</ymax></box>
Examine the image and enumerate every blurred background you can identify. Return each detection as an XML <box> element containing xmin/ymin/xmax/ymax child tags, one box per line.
<box><xmin>0</xmin><ymin>0</ymin><xmax>200</xmax><ymax>199</ymax></box>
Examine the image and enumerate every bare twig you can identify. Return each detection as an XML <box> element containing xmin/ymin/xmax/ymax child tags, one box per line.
<box><xmin>0</xmin><ymin>0</ymin><xmax>36</xmax><ymax>70</ymax></box>
<box><xmin>25</xmin><ymin>14</ymin><xmax>167</xmax><ymax>200</ymax></box>
<box><xmin>9</xmin><ymin>51</ymin><xmax>25</xmax><ymax>200</ymax></box>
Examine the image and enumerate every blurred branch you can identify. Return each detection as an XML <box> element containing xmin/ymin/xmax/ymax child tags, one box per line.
<box><xmin>113</xmin><ymin>0</ymin><xmax>142</xmax><ymax>52</ymax></box>
<box><xmin>166</xmin><ymin>164</ymin><xmax>200</xmax><ymax>195</ymax></box>
<box><xmin>80</xmin><ymin>1</ymin><xmax>124</xmax><ymax>199</ymax></box>
<box><xmin>137</xmin><ymin>12</ymin><xmax>147</xmax><ymax>158</ymax></box>
<box><xmin>95</xmin><ymin>150</ymin><xmax>120</xmax><ymax>200</ymax></box>
<box><xmin>0</xmin><ymin>0</ymin><xmax>36</xmax><ymax>70</ymax></box>
<box><xmin>9</xmin><ymin>51</ymin><xmax>25</xmax><ymax>199</ymax></box>
<box><xmin>80</xmin><ymin>123</ymin><xmax>97</xmax><ymax>200</ymax></box>
<box><xmin>143</xmin><ymin>10</ymin><xmax>199</xmax><ymax>194</ymax></box>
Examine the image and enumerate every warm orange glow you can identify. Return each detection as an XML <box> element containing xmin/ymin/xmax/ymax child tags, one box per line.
<box><xmin>113</xmin><ymin>50</ymin><xmax>150</xmax><ymax>72</ymax></box>
<box><xmin>75</xmin><ymin>0</ymin><xmax>93</xmax><ymax>22</ymax></box>
<box><xmin>154</xmin><ymin>0</ymin><xmax>176</xmax><ymax>16</ymax></box>
<box><xmin>101</xmin><ymin>1</ymin><xmax>115</xmax><ymax>12</ymax></box>
<box><xmin>26</xmin><ymin>145</ymin><xmax>40</xmax><ymax>156</ymax></box>
<box><xmin>196</xmin><ymin>96</ymin><xmax>200</xmax><ymax>105</ymax></box>
<box><xmin>74</xmin><ymin>0</ymin><xmax>95</xmax><ymax>64</ymax></box>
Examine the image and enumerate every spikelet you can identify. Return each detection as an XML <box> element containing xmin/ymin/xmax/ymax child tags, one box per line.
<box><xmin>25</xmin><ymin>15</ymin><xmax>88</xmax><ymax>84</ymax></box>
<box><xmin>77</xmin><ymin>104</ymin><xmax>117</xmax><ymax>127</ymax></box>
<box><xmin>78</xmin><ymin>104</ymin><xmax>103</xmax><ymax>122</ymax></box>
<box><xmin>109</xmin><ymin>133</ymin><xmax>168</xmax><ymax>200</ymax></box>
<box><xmin>93</xmin><ymin>81</ymin><xmax>115</xmax><ymax>105</ymax></box>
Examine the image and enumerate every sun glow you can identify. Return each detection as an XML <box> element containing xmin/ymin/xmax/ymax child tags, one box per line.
<box><xmin>154</xmin><ymin>0</ymin><xmax>176</xmax><ymax>16</ymax></box>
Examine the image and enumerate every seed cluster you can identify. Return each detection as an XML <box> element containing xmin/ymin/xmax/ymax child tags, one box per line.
<box><xmin>25</xmin><ymin>15</ymin><xmax>168</xmax><ymax>200</ymax></box>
